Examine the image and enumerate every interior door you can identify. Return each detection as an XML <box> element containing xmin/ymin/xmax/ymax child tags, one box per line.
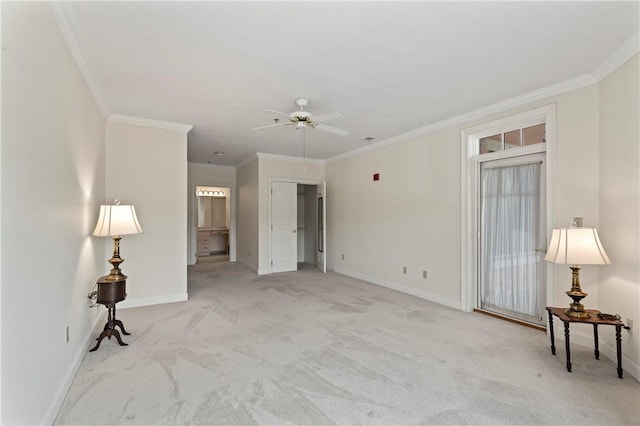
<box><xmin>316</xmin><ymin>181</ymin><xmax>326</xmax><ymax>273</ymax></box>
<box><xmin>271</xmin><ymin>181</ymin><xmax>298</xmax><ymax>273</ymax></box>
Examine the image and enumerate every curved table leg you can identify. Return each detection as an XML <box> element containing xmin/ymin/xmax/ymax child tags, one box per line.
<box><xmin>89</xmin><ymin>305</ymin><xmax>129</xmax><ymax>352</ymax></box>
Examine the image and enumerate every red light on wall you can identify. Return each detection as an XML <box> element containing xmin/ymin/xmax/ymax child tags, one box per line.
<box><xmin>373</xmin><ymin>173</ymin><xmax>380</xmax><ymax>181</ymax></box>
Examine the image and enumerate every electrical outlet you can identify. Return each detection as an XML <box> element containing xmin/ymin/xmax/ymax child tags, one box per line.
<box><xmin>423</xmin><ymin>270</ymin><xmax>428</xmax><ymax>279</ymax></box>
<box><xmin>626</xmin><ymin>318</ymin><xmax>633</xmax><ymax>334</ymax></box>
<box><xmin>403</xmin><ymin>266</ymin><xmax>407</xmax><ymax>274</ymax></box>
<box><xmin>65</xmin><ymin>326</ymin><xmax>70</xmax><ymax>343</ymax></box>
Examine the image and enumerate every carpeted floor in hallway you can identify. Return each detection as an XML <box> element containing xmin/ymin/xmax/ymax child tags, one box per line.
<box><xmin>55</xmin><ymin>261</ymin><xmax>640</xmax><ymax>425</ymax></box>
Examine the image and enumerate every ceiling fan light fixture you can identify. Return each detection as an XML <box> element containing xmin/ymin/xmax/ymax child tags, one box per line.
<box><xmin>291</xmin><ymin>110</ymin><xmax>311</xmax><ymax>120</ymax></box>
<box><xmin>253</xmin><ymin>98</ymin><xmax>348</xmax><ymax>136</ymax></box>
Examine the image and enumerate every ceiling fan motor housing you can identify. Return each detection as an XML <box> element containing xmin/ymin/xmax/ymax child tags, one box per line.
<box><xmin>291</xmin><ymin>110</ymin><xmax>312</xmax><ymax>121</ymax></box>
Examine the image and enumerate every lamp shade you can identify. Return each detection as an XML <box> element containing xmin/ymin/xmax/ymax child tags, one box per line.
<box><xmin>544</xmin><ymin>227</ymin><xmax>610</xmax><ymax>265</ymax></box>
<box><xmin>93</xmin><ymin>204</ymin><xmax>143</xmax><ymax>237</ymax></box>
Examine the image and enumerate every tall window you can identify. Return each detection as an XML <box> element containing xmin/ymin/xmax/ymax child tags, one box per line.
<box><xmin>462</xmin><ymin>105</ymin><xmax>554</xmax><ymax>324</ymax></box>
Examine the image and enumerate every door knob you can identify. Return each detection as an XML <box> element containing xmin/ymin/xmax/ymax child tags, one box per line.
<box><xmin>293</xmin><ymin>229</ymin><xmax>297</xmax><ymax>234</ymax></box>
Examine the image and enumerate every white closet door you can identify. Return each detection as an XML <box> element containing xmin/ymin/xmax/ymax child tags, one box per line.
<box><xmin>271</xmin><ymin>181</ymin><xmax>298</xmax><ymax>273</ymax></box>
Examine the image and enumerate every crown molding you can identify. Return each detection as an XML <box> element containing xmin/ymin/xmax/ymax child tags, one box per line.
<box><xmin>49</xmin><ymin>1</ymin><xmax>111</xmax><ymax>118</ymax></box>
<box><xmin>327</xmin><ymin>73</ymin><xmax>596</xmax><ymax>164</ymax></box>
<box><xmin>591</xmin><ymin>32</ymin><xmax>640</xmax><ymax>82</ymax></box>
<box><xmin>256</xmin><ymin>152</ymin><xmax>325</xmax><ymax>165</ymax></box>
<box><xmin>108</xmin><ymin>114</ymin><xmax>193</xmax><ymax>133</ymax></box>
<box><xmin>328</xmin><ymin>34</ymin><xmax>639</xmax><ymax>165</ymax></box>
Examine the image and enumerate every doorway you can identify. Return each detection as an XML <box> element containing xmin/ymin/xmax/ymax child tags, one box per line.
<box><xmin>270</xmin><ymin>180</ymin><xmax>326</xmax><ymax>274</ymax></box>
<box><xmin>461</xmin><ymin>105</ymin><xmax>555</xmax><ymax>326</ymax></box>
<box><xmin>297</xmin><ymin>184</ymin><xmax>318</xmax><ymax>268</ymax></box>
<box><xmin>195</xmin><ymin>185</ymin><xmax>230</xmax><ymax>263</ymax></box>
<box><xmin>478</xmin><ymin>153</ymin><xmax>546</xmax><ymax>325</ymax></box>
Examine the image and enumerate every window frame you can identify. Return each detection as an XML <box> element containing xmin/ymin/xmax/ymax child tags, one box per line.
<box><xmin>460</xmin><ymin>104</ymin><xmax>557</xmax><ymax>314</ymax></box>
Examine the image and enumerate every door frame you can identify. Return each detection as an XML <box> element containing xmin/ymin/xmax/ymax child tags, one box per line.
<box><xmin>316</xmin><ymin>181</ymin><xmax>327</xmax><ymax>273</ymax></box>
<box><xmin>460</xmin><ymin>105</ymin><xmax>557</xmax><ymax>314</ymax></box>
<box><xmin>267</xmin><ymin>177</ymin><xmax>325</xmax><ymax>274</ymax></box>
<box><xmin>189</xmin><ymin>183</ymin><xmax>236</xmax><ymax>265</ymax></box>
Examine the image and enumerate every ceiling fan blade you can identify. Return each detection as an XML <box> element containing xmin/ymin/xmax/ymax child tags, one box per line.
<box><xmin>312</xmin><ymin>112</ymin><xmax>344</xmax><ymax>123</ymax></box>
<box><xmin>265</xmin><ymin>109</ymin><xmax>291</xmax><ymax>119</ymax></box>
<box><xmin>315</xmin><ymin>123</ymin><xmax>349</xmax><ymax>136</ymax></box>
<box><xmin>250</xmin><ymin>123</ymin><xmax>290</xmax><ymax>131</ymax></box>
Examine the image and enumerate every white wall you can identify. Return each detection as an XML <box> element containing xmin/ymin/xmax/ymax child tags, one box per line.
<box><xmin>598</xmin><ymin>54</ymin><xmax>639</xmax><ymax>375</ymax></box>
<box><xmin>236</xmin><ymin>157</ymin><xmax>259</xmax><ymax>272</ymax></box>
<box><xmin>187</xmin><ymin>163</ymin><xmax>236</xmax><ymax>264</ymax></box>
<box><xmin>105</xmin><ymin>121</ymin><xmax>189</xmax><ymax>308</ymax></box>
<box><xmin>1</xmin><ymin>2</ymin><xmax>106</xmax><ymax>423</ymax></box>
<box><xmin>328</xmin><ymin>85</ymin><xmax>603</xmax><ymax>307</ymax></box>
<box><xmin>257</xmin><ymin>154</ymin><xmax>325</xmax><ymax>274</ymax></box>
<box><xmin>326</xmin><ymin>127</ymin><xmax>462</xmax><ymax>308</ymax></box>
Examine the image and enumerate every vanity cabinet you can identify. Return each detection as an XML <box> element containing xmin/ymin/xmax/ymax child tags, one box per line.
<box><xmin>197</xmin><ymin>231</ymin><xmax>210</xmax><ymax>254</ymax></box>
<box><xmin>197</xmin><ymin>229</ymin><xmax>228</xmax><ymax>255</ymax></box>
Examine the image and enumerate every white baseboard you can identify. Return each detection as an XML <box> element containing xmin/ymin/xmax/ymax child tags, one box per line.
<box><xmin>333</xmin><ymin>267</ymin><xmax>461</xmax><ymax>310</ymax></box>
<box><xmin>551</xmin><ymin>325</ymin><xmax>639</xmax><ymax>382</ymax></box>
<box><xmin>40</xmin><ymin>309</ymin><xmax>106</xmax><ymax>425</ymax></box>
<box><xmin>118</xmin><ymin>292</ymin><xmax>188</xmax><ymax>309</ymax></box>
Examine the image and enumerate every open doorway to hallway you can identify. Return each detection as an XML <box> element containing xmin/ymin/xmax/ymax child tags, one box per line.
<box><xmin>297</xmin><ymin>184</ymin><xmax>318</xmax><ymax>269</ymax></box>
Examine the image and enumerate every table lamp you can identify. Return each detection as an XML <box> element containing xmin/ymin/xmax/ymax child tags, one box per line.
<box><xmin>545</xmin><ymin>222</ymin><xmax>610</xmax><ymax>318</ymax></box>
<box><xmin>93</xmin><ymin>199</ymin><xmax>143</xmax><ymax>280</ymax></box>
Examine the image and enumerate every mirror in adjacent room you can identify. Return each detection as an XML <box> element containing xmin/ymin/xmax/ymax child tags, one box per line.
<box><xmin>196</xmin><ymin>186</ymin><xmax>230</xmax><ymax>263</ymax></box>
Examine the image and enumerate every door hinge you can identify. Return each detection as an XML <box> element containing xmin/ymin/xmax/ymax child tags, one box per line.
<box><xmin>477</xmin><ymin>231</ymin><xmax>481</xmax><ymax>239</ymax></box>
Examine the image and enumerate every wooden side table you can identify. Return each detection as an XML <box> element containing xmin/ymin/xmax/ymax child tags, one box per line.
<box><xmin>546</xmin><ymin>306</ymin><xmax>626</xmax><ymax>378</ymax></box>
<box><xmin>89</xmin><ymin>275</ymin><xmax>130</xmax><ymax>352</ymax></box>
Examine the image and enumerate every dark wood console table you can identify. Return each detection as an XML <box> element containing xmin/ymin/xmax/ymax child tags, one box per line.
<box><xmin>546</xmin><ymin>307</ymin><xmax>625</xmax><ymax>378</ymax></box>
<box><xmin>89</xmin><ymin>275</ymin><xmax>130</xmax><ymax>352</ymax></box>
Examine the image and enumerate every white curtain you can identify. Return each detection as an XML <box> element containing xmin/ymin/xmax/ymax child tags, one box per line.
<box><xmin>481</xmin><ymin>162</ymin><xmax>543</xmax><ymax>321</ymax></box>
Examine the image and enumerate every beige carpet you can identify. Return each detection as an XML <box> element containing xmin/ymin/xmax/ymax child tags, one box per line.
<box><xmin>196</xmin><ymin>254</ymin><xmax>229</xmax><ymax>263</ymax></box>
<box><xmin>55</xmin><ymin>262</ymin><xmax>639</xmax><ymax>425</ymax></box>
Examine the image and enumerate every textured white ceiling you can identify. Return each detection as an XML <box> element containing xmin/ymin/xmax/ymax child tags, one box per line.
<box><xmin>59</xmin><ymin>1</ymin><xmax>638</xmax><ymax>166</ymax></box>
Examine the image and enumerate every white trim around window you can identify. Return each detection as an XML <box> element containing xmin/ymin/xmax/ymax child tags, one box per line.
<box><xmin>460</xmin><ymin>104</ymin><xmax>557</xmax><ymax>313</ymax></box>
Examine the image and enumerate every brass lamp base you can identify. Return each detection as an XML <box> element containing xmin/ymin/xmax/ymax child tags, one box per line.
<box><xmin>103</xmin><ymin>235</ymin><xmax>126</xmax><ymax>281</ymax></box>
<box><xmin>565</xmin><ymin>265</ymin><xmax>590</xmax><ymax>319</ymax></box>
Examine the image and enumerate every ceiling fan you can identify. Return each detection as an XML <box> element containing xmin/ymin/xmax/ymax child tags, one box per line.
<box><xmin>251</xmin><ymin>98</ymin><xmax>349</xmax><ymax>136</ymax></box>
